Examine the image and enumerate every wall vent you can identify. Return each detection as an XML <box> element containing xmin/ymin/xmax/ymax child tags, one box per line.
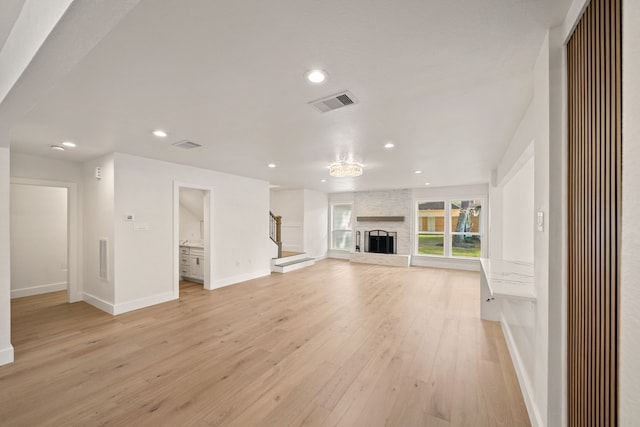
<box><xmin>99</xmin><ymin>238</ymin><xmax>108</xmax><ymax>280</ymax></box>
<box><xmin>309</xmin><ymin>91</ymin><xmax>358</xmax><ymax>113</ymax></box>
<box><xmin>172</xmin><ymin>140</ymin><xmax>202</xmax><ymax>150</ymax></box>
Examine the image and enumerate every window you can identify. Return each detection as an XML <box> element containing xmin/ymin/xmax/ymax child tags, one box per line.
<box><xmin>417</xmin><ymin>201</ymin><xmax>445</xmax><ymax>256</ymax></box>
<box><xmin>415</xmin><ymin>198</ymin><xmax>483</xmax><ymax>258</ymax></box>
<box><xmin>331</xmin><ymin>203</ymin><xmax>353</xmax><ymax>250</ymax></box>
<box><xmin>450</xmin><ymin>200</ymin><xmax>482</xmax><ymax>258</ymax></box>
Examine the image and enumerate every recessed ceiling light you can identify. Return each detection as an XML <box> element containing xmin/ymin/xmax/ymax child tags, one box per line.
<box><xmin>425</xmin><ymin>182</ymin><xmax>431</xmax><ymax>186</ymax></box>
<box><xmin>306</xmin><ymin>69</ymin><xmax>327</xmax><ymax>84</ymax></box>
<box><xmin>268</xmin><ymin>163</ymin><xmax>276</xmax><ymax>168</ymax></box>
<box><xmin>153</xmin><ymin>130</ymin><xmax>167</xmax><ymax>137</ymax></box>
<box><xmin>321</xmin><ymin>179</ymin><xmax>326</xmax><ymax>183</ymax></box>
<box><xmin>384</xmin><ymin>142</ymin><xmax>395</xmax><ymax>149</ymax></box>
<box><xmin>50</xmin><ymin>145</ymin><xmax>65</xmax><ymax>151</ymax></box>
<box><xmin>61</xmin><ymin>141</ymin><xmax>76</xmax><ymax>148</ymax></box>
<box><xmin>414</xmin><ymin>170</ymin><xmax>422</xmax><ymax>174</ymax></box>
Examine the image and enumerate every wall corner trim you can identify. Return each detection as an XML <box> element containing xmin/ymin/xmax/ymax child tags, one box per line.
<box><xmin>82</xmin><ymin>292</ymin><xmax>116</xmax><ymax>315</ymax></box>
<box><xmin>0</xmin><ymin>345</ymin><xmax>15</xmax><ymax>366</ymax></box>
<box><xmin>212</xmin><ymin>269</ymin><xmax>271</xmax><ymax>290</ymax></box>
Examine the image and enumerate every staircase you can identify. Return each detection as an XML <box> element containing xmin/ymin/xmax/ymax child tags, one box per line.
<box><xmin>269</xmin><ymin>211</ymin><xmax>315</xmax><ymax>273</ymax></box>
<box><xmin>271</xmin><ymin>253</ymin><xmax>315</xmax><ymax>273</ymax></box>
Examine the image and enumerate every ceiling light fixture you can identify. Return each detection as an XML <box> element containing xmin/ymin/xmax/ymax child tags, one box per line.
<box><xmin>425</xmin><ymin>182</ymin><xmax>431</xmax><ymax>186</ymax></box>
<box><xmin>414</xmin><ymin>170</ymin><xmax>422</xmax><ymax>174</ymax></box>
<box><xmin>153</xmin><ymin>130</ymin><xmax>167</xmax><ymax>137</ymax></box>
<box><xmin>329</xmin><ymin>160</ymin><xmax>363</xmax><ymax>178</ymax></box>
<box><xmin>268</xmin><ymin>163</ymin><xmax>276</xmax><ymax>168</ymax></box>
<box><xmin>384</xmin><ymin>142</ymin><xmax>395</xmax><ymax>149</ymax></box>
<box><xmin>61</xmin><ymin>141</ymin><xmax>76</xmax><ymax>148</ymax></box>
<box><xmin>50</xmin><ymin>145</ymin><xmax>65</xmax><ymax>151</ymax></box>
<box><xmin>306</xmin><ymin>69</ymin><xmax>327</xmax><ymax>84</ymax></box>
<box><xmin>321</xmin><ymin>179</ymin><xmax>327</xmax><ymax>183</ymax></box>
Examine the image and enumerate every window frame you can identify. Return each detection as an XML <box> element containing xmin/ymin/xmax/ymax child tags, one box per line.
<box><xmin>330</xmin><ymin>202</ymin><xmax>354</xmax><ymax>251</ymax></box>
<box><xmin>415</xmin><ymin>200</ymin><xmax>447</xmax><ymax>257</ymax></box>
<box><xmin>414</xmin><ymin>197</ymin><xmax>485</xmax><ymax>259</ymax></box>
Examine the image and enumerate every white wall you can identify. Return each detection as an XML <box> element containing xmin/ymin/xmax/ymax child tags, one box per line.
<box><xmin>303</xmin><ymin>190</ymin><xmax>328</xmax><ymax>258</ymax></box>
<box><xmin>270</xmin><ymin>189</ymin><xmax>304</xmax><ymax>253</ymax></box>
<box><xmin>489</xmin><ymin>29</ymin><xmax>566</xmax><ymax>427</ymax></box>
<box><xmin>179</xmin><ymin>205</ymin><xmax>202</xmax><ymax>241</ymax></box>
<box><xmin>10</xmin><ymin>184</ymin><xmax>67</xmax><ymax>297</ymax></box>
<box><xmin>0</xmin><ymin>146</ymin><xmax>13</xmax><ymax>365</ymax></box>
<box><xmin>502</xmin><ymin>156</ymin><xmax>535</xmax><ymax>263</ymax></box>
<box><xmin>10</xmin><ymin>152</ymin><xmax>83</xmax><ymax>183</ymax></box>
<box><xmin>620</xmin><ymin>0</ymin><xmax>640</xmax><ymax>423</ymax></box>
<box><xmin>82</xmin><ymin>154</ymin><xmax>115</xmax><ymax>311</ymax></box>
<box><xmin>179</xmin><ymin>188</ymin><xmax>204</xmax><ymax>242</ymax></box>
<box><xmin>113</xmin><ymin>153</ymin><xmax>271</xmax><ymax>311</ymax></box>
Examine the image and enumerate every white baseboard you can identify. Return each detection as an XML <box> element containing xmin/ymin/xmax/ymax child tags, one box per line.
<box><xmin>11</xmin><ymin>282</ymin><xmax>67</xmax><ymax>299</ymax></box>
<box><xmin>328</xmin><ymin>250</ymin><xmax>351</xmax><ymax>260</ymax></box>
<box><xmin>0</xmin><ymin>345</ymin><xmax>14</xmax><ymax>366</ymax></box>
<box><xmin>212</xmin><ymin>269</ymin><xmax>271</xmax><ymax>290</ymax></box>
<box><xmin>500</xmin><ymin>313</ymin><xmax>542</xmax><ymax>427</ymax></box>
<box><xmin>83</xmin><ymin>292</ymin><xmax>115</xmax><ymax>315</ymax></box>
<box><xmin>411</xmin><ymin>256</ymin><xmax>480</xmax><ymax>271</ymax></box>
<box><xmin>114</xmin><ymin>291</ymin><xmax>176</xmax><ymax>315</ymax></box>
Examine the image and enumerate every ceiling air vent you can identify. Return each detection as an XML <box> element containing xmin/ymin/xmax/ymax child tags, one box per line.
<box><xmin>309</xmin><ymin>91</ymin><xmax>358</xmax><ymax>113</ymax></box>
<box><xmin>172</xmin><ymin>140</ymin><xmax>202</xmax><ymax>150</ymax></box>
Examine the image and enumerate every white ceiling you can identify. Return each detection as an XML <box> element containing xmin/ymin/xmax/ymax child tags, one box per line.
<box><xmin>8</xmin><ymin>0</ymin><xmax>571</xmax><ymax>192</ymax></box>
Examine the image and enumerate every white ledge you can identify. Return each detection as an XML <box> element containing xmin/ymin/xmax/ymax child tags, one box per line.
<box><xmin>480</xmin><ymin>258</ymin><xmax>535</xmax><ymax>301</ymax></box>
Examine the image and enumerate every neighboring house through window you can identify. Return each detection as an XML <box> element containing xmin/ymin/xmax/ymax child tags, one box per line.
<box><xmin>416</xmin><ymin>199</ymin><xmax>483</xmax><ymax>258</ymax></box>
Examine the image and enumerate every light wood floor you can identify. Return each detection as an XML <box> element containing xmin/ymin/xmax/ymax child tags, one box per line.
<box><xmin>1</xmin><ymin>259</ymin><xmax>530</xmax><ymax>426</ymax></box>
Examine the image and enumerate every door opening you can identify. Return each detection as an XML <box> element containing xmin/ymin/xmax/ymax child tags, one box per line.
<box><xmin>174</xmin><ymin>182</ymin><xmax>212</xmax><ymax>294</ymax></box>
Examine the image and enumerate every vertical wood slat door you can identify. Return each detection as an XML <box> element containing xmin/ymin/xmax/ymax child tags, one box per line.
<box><xmin>567</xmin><ymin>0</ymin><xmax>621</xmax><ymax>425</ymax></box>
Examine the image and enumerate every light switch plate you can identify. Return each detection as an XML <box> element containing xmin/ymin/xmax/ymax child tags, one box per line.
<box><xmin>537</xmin><ymin>211</ymin><xmax>544</xmax><ymax>231</ymax></box>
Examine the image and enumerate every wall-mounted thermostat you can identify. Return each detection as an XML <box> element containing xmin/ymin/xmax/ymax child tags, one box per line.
<box><xmin>124</xmin><ymin>213</ymin><xmax>135</xmax><ymax>221</ymax></box>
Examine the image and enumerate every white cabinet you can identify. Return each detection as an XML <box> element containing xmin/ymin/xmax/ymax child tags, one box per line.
<box><xmin>180</xmin><ymin>246</ymin><xmax>205</xmax><ymax>282</ymax></box>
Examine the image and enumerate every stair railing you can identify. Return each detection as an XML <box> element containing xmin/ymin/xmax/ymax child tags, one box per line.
<box><xmin>269</xmin><ymin>211</ymin><xmax>282</xmax><ymax>258</ymax></box>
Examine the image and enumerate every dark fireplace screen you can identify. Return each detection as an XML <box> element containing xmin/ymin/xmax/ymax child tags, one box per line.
<box><xmin>364</xmin><ymin>230</ymin><xmax>397</xmax><ymax>254</ymax></box>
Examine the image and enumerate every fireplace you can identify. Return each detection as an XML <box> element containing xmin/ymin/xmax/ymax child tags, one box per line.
<box><xmin>363</xmin><ymin>230</ymin><xmax>397</xmax><ymax>254</ymax></box>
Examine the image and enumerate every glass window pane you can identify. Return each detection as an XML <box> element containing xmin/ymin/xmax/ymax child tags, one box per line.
<box><xmin>332</xmin><ymin>204</ymin><xmax>352</xmax><ymax>230</ymax></box>
<box><xmin>332</xmin><ymin>230</ymin><xmax>352</xmax><ymax>250</ymax></box>
<box><xmin>451</xmin><ymin>235</ymin><xmax>482</xmax><ymax>258</ymax></box>
<box><xmin>417</xmin><ymin>234</ymin><xmax>444</xmax><ymax>256</ymax></box>
<box><xmin>451</xmin><ymin>200</ymin><xmax>481</xmax><ymax>234</ymax></box>
<box><xmin>417</xmin><ymin>201</ymin><xmax>445</xmax><ymax>232</ymax></box>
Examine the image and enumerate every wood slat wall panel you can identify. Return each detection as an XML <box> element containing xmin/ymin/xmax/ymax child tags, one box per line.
<box><xmin>567</xmin><ymin>0</ymin><xmax>621</xmax><ymax>425</ymax></box>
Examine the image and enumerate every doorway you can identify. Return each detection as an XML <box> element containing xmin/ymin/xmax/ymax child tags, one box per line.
<box><xmin>9</xmin><ymin>178</ymin><xmax>80</xmax><ymax>303</ymax></box>
<box><xmin>173</xmin><ymin>182</ymin><xmax>212</xmax><ymax>294</ymax></box>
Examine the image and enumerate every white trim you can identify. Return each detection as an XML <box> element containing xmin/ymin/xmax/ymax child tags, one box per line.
<box><xmin>328</xmin><ymin>249</ymin><xmax>351</xmax><ymax>260</ymax></box>
<box><xmin>411</xmin><ymin>255</ymin><xmax>480</xmax><ymax>271</ymax></box>
<box><xmin>561</xmin><ymin>0</ymin><xmax>591</xmax><ymax>44</ymax></box>
<box><xmin>212</xmin><ymin>269</ymin><xmax>271</xmax><ymax>290</ymax></box>
<box><xmin>501</xmin><ymin>312</ymin><xmax>542</xmax><ymax>427</ymax></box>
<box><xmin>0</xmin><ymin>345</ymin><xmax>14</xmax><ymax>366</ymax></box>
<box><xmin>113</xmin><ymin>291</ymin><xmax>176</xmax><ymax>315</ymax></box>
<box><xmin>11</xmin><ymin>282</ymin><xmax>67</xmax><ymax>299</ymax></box>
<box><xmin>10</xmin><ymin>178</ymin><xmax>82</xmax><ymax>303</ymax></box>
<box><xmin>83</xmin><ymin>292</ymin><xmax>115</xmax><ymax>315</ymax></box>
